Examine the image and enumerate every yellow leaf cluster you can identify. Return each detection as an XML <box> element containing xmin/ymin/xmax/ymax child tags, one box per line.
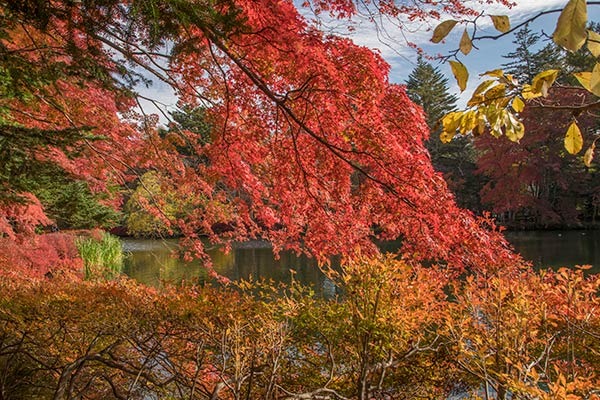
<box><xmin>429</xmin><ymin>1</ymin><xmax>600</xmax><ymax>160</ymax></box>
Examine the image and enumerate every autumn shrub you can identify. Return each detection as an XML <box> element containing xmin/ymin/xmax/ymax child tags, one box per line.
<box><xmin>0</xmin><ymin>256</ymin><xmax>462</xmax><ymax>400</ymax></box>
<box><xmin>76</xmin><ymin>231</ymin><xmax>124</xmax><ymax>280</ymax></box>
<box><xmin>0</xmin><ymin>256</ymin><xmax>597</xmax><ymax>400</ymax></box>
<box><xmin>447</xmin><ymin>266</ymin><xmax>600</xmax><ymax>400</ymax></box>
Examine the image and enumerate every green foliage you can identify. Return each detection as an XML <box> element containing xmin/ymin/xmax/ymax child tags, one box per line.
<box><xmin>76</xmin><ymin>232</ymin><xmax>124</xmax><ymax>280</ymax></box>
<box><xmin>0</xmin><ymin>126</ymin><xmax>96</xmax><ymax>205</ymax></box>
<box><xmin>501</xmin><ymin>24</ymin><xmax>564</xmax><ymax>83</ymax></box>
<box><xmin>125</xmin><ymin>171</ymin><xmax>197</xmax><ymax>237</ymax></box>
<box><xmin>405</xmin><ymin>57</ymin><xmax>458</xmax><ymax>130</ymax></box>
<box><xmin>24</xmin><ymin>164</ymin><xmax>121</xmax><ymax>229</ymax></box>
<box><xmin>405</xmin><ymin>58</ymin><xmax>484</xmax><ymax>211</ymax></box>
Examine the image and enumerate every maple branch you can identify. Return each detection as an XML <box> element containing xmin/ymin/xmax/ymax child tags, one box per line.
<box><xmin>199</xmin><ymin>29</ymin><xmax>419</xmax><ymax>211</ymax></box>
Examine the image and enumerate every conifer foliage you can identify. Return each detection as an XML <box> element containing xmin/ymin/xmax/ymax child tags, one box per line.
<box><xmin>405</xmin><ymin>58</ymin><xmax>482</xmax><ymax>211</ymax></box>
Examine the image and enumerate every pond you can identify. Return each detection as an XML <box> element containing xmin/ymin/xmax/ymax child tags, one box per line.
<box><xmin>122</xmin><ymin>230</ymin><xmax>600</xmax><ymax>288</ymax></box>
<box><xmin>122</xmin><ymin>238</ymin><xmax>336</xmax><ymax>293</ymax></box>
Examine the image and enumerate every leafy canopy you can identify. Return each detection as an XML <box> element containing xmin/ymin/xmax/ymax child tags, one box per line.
<box><xmin>0</xmin><ymin>0</ymin><xmax>519</xmax><ymax>270</ymax></box>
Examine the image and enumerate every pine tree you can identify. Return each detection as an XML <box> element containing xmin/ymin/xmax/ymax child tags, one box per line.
<box><xmin>501</xmin><ymin>24</ymin><xmax>564</xmax><ymax>83</ymax></box>
<box><xmin>405</xmin><ymin>58</ymin><xmax>483</xmax><ymax>211</ymax></box>
<box><xmin>405</xmin><ymin>57</ymin><xmax>458</xmax><ymax>132</ymax></box>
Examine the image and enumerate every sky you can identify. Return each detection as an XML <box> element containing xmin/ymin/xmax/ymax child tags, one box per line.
<box><xmin>139</xmin><ymin>0</ymin><xmax>600</xmax><ymax>118</ymax></box>
<box><xmin>340</xmin><ymin>0</ymin><xmax>600</xmax><ymax>104</ymax></box>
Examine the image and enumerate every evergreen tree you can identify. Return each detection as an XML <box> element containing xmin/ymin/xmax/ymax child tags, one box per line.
<box><xmin>405</xmin><ymin>57</ymin><xmax>458</xmax><ymax>132</ymax></box>
<box><xmin>501</xmin><ymin>24</ymin><xmax>564</xmax><ymax>83</ymax></box>
<box><xmin>405</xmin><ymin>58</ymin><xmax>483</xmax><ymax>211</ymax></box>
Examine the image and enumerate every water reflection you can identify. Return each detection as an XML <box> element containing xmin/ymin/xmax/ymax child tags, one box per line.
<box><xmin>505</xmin><ymin>230</ymin><xmax>600</xmax><ymax>273</ymax></box>
<box><xmin>122</xmin><ymin>239</ymin><xmax>334</xmax><ymax>294</ymax></box>
<box><xmin>123</xmin><ymin>230</ymin><xmax>600</xmax><ymax>290</ymax></box>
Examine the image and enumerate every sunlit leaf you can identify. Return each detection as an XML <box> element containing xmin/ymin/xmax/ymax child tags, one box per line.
<box><xmin>449</xmin><ymin>60</ymin><xmax>468</xmax><ymax>92</ymax></box>
<box><xmin>442</xmin><ymin>111</ymin><xmax>462</xmax><ymax>133</ymax></box>
<box><xmin>481</xmin><ymin>69</ymin><xmax>504</xmax><ymax>78</ymax></box>
<box><xmin>587</xmin><ymin>30</ymin><xmax>600</xmax><ymax>57</ymax></box>
<box><xmin>522</xmin><ymin>84</ymin><xmax>542</xmax><ymax>100</ymax></box>
<box><xmin>489</xmin><ymin>109</ymin><xmax>505</xmax><ymax>138</ymax></box>
<box><xmin>475</xmin><ymin>112</ymin><xmax>487</xmax><ymax>135</ymax></box>
<box><xmin>505</xmin><ymin>112</ymin><xmax>524</xmax><ymax>142</ymax></box>
<box><xmin>431</xmin><ymin>20</ymin><xmax>458</xmax><ymax>43</ymax></box>
<box><xmin>468</xmin><ymin>80</ymin><xmax>495</xmax><ymax>106</ymax></box>
<box><xmin>574</xmin><ymin>71</ymin><xmax>592</xmax><ymax>89</ymax></box>
<box><xmin>584</xmin><ymin>142</ymin><xmax>595</xmax><ymax>166</ymax></box>
<box><xmin>460</xmin><ymin>110</ymin><xmax>477</xmax><ymax>134</ymax></box>
<box><xmin>512</xmin><ymin>96</ymin><xmax>525</xmax><ymax>113</ymax></box>
<box><xmin>440</xmin><ymin>130</ymin><xmax>455</xmax><ymax>143</ymax></box>
<box><xmin>553</xmin><ymin>0</ymin><xmax>587</xmax><ymax>52</ymax></box>
<box><xmin>490</xmin><ymin>15</ymin><xmax>510</xmax><ymax>33</ymax></box>
<box><xmin>589</xmin><ymin>63</ymin><xmax>600</xmax><ymax>96</ymax></box>
<box><xmin>531</xmin><ymin>69</ymin><xmax>559</xmax><ymax>97</ymax></box>
<box><xmin>460</xmin><ymin>29</ymin><xmax>473</xmax><ymax>55</ymax></box>
<box><xmin>484</xmin><ymin>83</ymin><xmax>506</xmax><ymax>101</ymax></box>
<box><xmin>564</xmin><ymin>121</ymin><xmax>583</xmax><ymax>154</ymax></box>
<box><xmin>467</xmin><ymin>94</ymin><xmax>485</xmax><ymax>107</ymax></box>
<box><xmin>472</xmin><ymin>80</ymin><xmax>496</xmax><ymax>96</ymax></box>
<box><xmin>574</xmin><ymin>69</ymin><xmax>600</xmax><ymax>96</ymax></box>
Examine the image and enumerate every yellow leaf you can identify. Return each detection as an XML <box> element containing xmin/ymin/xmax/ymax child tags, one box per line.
<box><xmin>574</xmin><ymin>71</ymin><xmax>592</xmax><ymax>90</ymax></box>
<box><xmin>505</xmin><ymin>112</ymin><xmax>525</xmax><ymax>142</ymax></box>
<box><xmin>431</xmin><ymin>20</ymin><xmax>458</xmax><ymax>43</ymax></box>
<box><xmin>553</xmin><ymin>0</ymin><xmax>588</xmax><ymax>52</ymax></box>
<box><xmin>481</xmin><ymin>69</ymin><xmax>504</xmax><ymax>78</ymax></box>
<box><xmin>522</xmin><ymin>84</ymin><xmax>542</xmax><ymax>100</ymax></box>
<box><xmin>502</xmin><ymin>74</ymin><xmax>518</xmax><ymax>86</ymax></box>
<box><xmin>475</xmin><ymin>113</ymin><xmax>487</xmax><ymax>135</ymax></box>
<box><xmin>442</xmin><ymin>111</ymin><xmax>462</xmax><ymax>132</ymax></box>
<box><xmin>460</xmin><ymin>29</ymin><xmax>472</xmax><ymax>55</ymax></box>
<box><xmin>484</xmin><ymin>83</ymin><xmax>506</xmax><ymax>101</ymax></box>
<box><xmin>590</xmin><ymin>63</ymin><xmax>600</xmax><ymax>96</ymax></box>
<box><xmin>472</xmin><ymin>80</ymin><xmax>496</xmax><ymax>97</ymax></box>
<box><xmin>467</xmin><ymin>94</ymin><xmax>485</xmax><ymax>108</ymax></box>
<box><xmin>584</xmin><ymin>143</ymin><xmax>595</xmax><ymax>166</ymax></box>
<box><xmin>467</xmin><ymin>80</ymin><xmax>496</xmax><ymax>106</ymax></box>
<box><xmin>531</xmin><ymin>69</ymin><xmax>560</xmax><ymax>97</ymax></box>
<box><xmin>489</xmin><ymin>109</ymin><xmax>505</xmax><ymax>138</ymax></box>
<box><xmin>587</xmin><ymin>30</ymin><xmax>600</xmax><ymax>57</ymax></box>
<box><xmin>460</xmin><ymin>110</ymin><xmax>477</xmax><ymax>134</ymax></box>
<box><xmin>512</xmin><ymin>96</ymin><xmax>525</xmax><ymax>112</ymax></box>
<box><xmin>440</xmin><ymin>130</ymin><xmax>454</xmax><ymax>143</ymax></box>
<box><xmin>490</xmin><ymin>15</ymin><xmax>511</xmax><ymax>33</ymax></box>
<box><xmin>449</xmin><ymin>60</ymin><xmax>469</xmax><ymax>92</ymax></box>
<box><xmin>565</xmin><ymin>121</ymin><xmax>583</xmax><ymax>154</ymax></box>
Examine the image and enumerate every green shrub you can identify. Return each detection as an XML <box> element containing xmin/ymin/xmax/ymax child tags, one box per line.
<box><xmin>76</xmin><ymin>232</ymin><xmax>124</xmax><ymax>280</ymax></box>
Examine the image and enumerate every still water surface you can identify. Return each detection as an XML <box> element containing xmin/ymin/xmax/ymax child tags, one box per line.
<box><xmin>122</xmin><ymin>230</ymin><xmax>600</xmax><ymax>288</ymax></box>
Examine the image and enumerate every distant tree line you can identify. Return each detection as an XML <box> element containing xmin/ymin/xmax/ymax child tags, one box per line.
<box><xmin>406</xmin><ymin>23</ymin><xmax>600</xmax><ymax>229</ymax></box>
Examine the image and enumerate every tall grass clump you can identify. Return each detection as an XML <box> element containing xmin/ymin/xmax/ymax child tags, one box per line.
<box><xmin>76</xmin><ymin>232</ymin><xmax>124</xmax><ymax>280</ymax></box>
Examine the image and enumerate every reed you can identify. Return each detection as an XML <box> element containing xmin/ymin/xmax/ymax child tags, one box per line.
<box><xmin>76</xmin><ymin>232</ymin><xmax>124</xmax><ymax>280</ymax></box>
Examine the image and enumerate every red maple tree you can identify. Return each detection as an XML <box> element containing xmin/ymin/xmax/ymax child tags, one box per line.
<box><xmin>1</xmin><ymin>0</ymin><xmax>520</xmax><ymax>273</ymax></box>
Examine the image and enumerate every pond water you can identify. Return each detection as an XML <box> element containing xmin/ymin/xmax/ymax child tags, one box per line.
<box><xmin>504</xmin><ymin>230</ymin><xmax>600</xmax><ymax>273</ymax></box>
<box><xmin>122</xmin><ymin>230</ymin><xmax>600</xmax><ymax>288</ymax></box>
